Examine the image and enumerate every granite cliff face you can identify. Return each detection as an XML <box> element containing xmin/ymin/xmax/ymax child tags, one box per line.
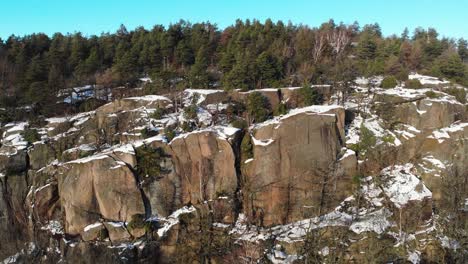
<box><xmin>0</xmin><ymin>74</ymin><xmax>466</xmax><ymax>263</ymax></box>
<box><xmin>242</xmin><ymin>105</ymin><xmax>352</xmax><ymax>226</ymax></box>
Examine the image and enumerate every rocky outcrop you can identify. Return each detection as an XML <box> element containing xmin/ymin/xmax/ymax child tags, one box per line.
<box><xmin>169</xmin><ymin>129</ymin><xmax>239</xmax><ymax>205</ymax></box>
<box><xmin>373</xmin><ymin>89</ymin><xmax>466</xmax><ymax>131</ymax></box>
<box><xmin>140</xmin><ymin>127</ymin><xmax>240</xmax><ymax>218</ymax></box>
<box><xmin>0</xmin><ymin>81</ymin><xmax>465</xmax><ymax>263</ymax></box>
<box><xmin>96</xmin><ymin>95</ymin><xmax>172</xmax><ymax>115</ymax></box>
<box><xmin>242</xmin><ymin>105</ymin><xmax>354</xmax><ymax>226</ymax></box>
<box><xmin>58</xmin><ymin>153</ymin><xmax>144</xmax><ymax>235</ymax></box>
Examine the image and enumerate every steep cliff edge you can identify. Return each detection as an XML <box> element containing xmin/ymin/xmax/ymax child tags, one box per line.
<box><xmin>0</xmin><ymin>75</ymin><xmax>466</xmax><ymax>263</ymax></box>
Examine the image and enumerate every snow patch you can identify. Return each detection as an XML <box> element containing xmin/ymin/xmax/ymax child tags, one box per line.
<box><xmin>381</xmin><ymin>164</ymin><xmax>432</xmax><ymax>208</ymax></box>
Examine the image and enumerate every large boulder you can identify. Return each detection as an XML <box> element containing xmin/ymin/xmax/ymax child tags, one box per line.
<box><xmin>140</xmin><ymin>127</ymin><xmax>240</xmax><ymax>218</ymax></box>
<box><xmin>28</xmin><ymin>142</ymin><xmax>57</xmax><ymax>170</ymax></box>
<box><xmin>373</xmin><ymin>88</ymin><xmax>466</xmax><ymax>131</ymax></box>
<box><xmin>242</xmin><ymin>105</ymin><xmax>352</xmax><ymax>226</ymax></box>
<box><xmin>58</xmin><ymin>153</ymin><xmax>145</xmax><ymax>235</ymax></box>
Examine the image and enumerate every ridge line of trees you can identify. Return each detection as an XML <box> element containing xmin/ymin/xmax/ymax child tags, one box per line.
<box><xmin>1</xmin><ymin>19</ymin><xmax>467</xmax><ymax>113</ymax></box>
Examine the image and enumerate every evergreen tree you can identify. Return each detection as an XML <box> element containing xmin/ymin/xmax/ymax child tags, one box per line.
<box><xmin>457</xmin><ymin>38</ymin><xmax>468</xmax><ymax>63</ymax></box>
<box><xmin>255</xmin><ymin>52</ymin><xmax>282</xmax><ymax>88</ymax></box>
<box><xmin>189</xmin><ymin>47</ymin><xmax>210</xmax><ymax>88</ymax></box>
<box><xmin>357</xmin><ymin>32</ymin><xmax>377</xmax><ymax>60</ymax></box>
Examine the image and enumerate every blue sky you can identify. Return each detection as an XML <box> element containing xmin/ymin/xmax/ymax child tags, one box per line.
<box><xmin>1</xmin><ymin>0</ymin><xmax>467</xmax><ymax>40</ymax></box>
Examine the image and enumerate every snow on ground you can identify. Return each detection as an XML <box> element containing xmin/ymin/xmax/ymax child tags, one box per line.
<box><xmin>381</xmin><ymin>164</ymin><xmax>432</xmax><ymax>208</ymax></box>
<box><xmin>251</xmin><ymin>136</ymin><xmax>274</xmax><ymax>146</ymax></box>
<box><xmin>408</xmin><ymin>73</ymin><xmax>449</xmax><ymax>86</ymax></box>
<box><xmin>267</xmin><ymin>247</ymin><xmax>301</xmax><ymax>264</ymax></box>
<box><xmin>183</xmin><ymin>89</ymin><xmax>223</xmax><ymax>105</ymax></box>
<box><xmin>63</xmin><ymin>144</ymin><xmax>96</xmax><ymax>154</ymax></box>
<box><xmin>157</xmin><ymin>206</ymin><xmax>196</xmax><ymax>237</ymax></box>
<box><xmin>338</xmin><ymin>148</ymin><xmax>356</xmax><ymax>161</ymax></box>
<box><xmin>362</xmin><ymin>117</ymin><xmax>385</xmax><ymax>138</ymax></box>
<box><xmin>124</xmin><ymin>95</ymin><xmax>171</xmax><ymax>103</ymax></box>
<box><xmin>40</xmin><ymin>220</ymin><xmax>64</xmax><ymax>235</ymax></box>
<box><xmin>428</xmin><ymin>122</ymin><xmax>468</xmax><ymax>143</ymax></box>
<box><xmin>83</xmin><ymin>222</ymin><xmax>104</xmax><ymax>232</ymax></box>
<box><xmin>355</xmin><ymin>76</ymin><xmax>383</xmax><ymax>87</ymax></box>
<box><xmin>377</xmin><ymin>87</ymin><xmax>430</xmax><ymax>100</ymax></box>
<box><xmin>67</xmin><ymin>154</ymin><xmax>109</xmax><ymax>164</ymax></box>
<box><xmin>418</xmin><ymin>155</ymin><xmax>447</xmax><ymax>177</ymax></box>
<box><xmin>254</xmin><ymin>105</ymin><xmax>343</xmax><ymax>130</ymax></box>
<box><xmin>408</xmin><ymin>250</ymin><xmax>421</xmax><ymax>264</ymax></box>
<box><xmin>349</xmin><ymin>208</ymin><xmax>393</xmax><ymax>234</ymax></box>
<box><xmin>170</xmin><ymin>126</ymin><xmax>239</xmax><ymax>142</ymax></box>
<box><xmin>393</xmin><ymin>124</ymin><xmax>421</xmax><ymax>140</ymax></box>
<box><xmin>230</xmin><ymin>210</ymin><xmax>354</xmax><ymax>244</ymax></box>
<box><xmin>1</xmin><ymin>122</ymin><xmax>29</xmax><ymax>152</ymax></box>
<box><xmin>345</xmin><ymin>115</ymin><xmax>363</xmax><ymax>145</ymax></box>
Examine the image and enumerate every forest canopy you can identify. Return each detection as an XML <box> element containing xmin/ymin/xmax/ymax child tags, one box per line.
<box><xmin>1</xmin><ymin>19</ymin><xmax>467</xmax><ymax>112</ymax></box>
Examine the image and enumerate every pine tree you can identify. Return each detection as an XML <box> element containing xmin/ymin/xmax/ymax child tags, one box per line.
<box><xmin>357</xmin><ymin>32</ymin><xmax>377</xmax><ymax>60</ymax></box>
<box><xmin>189</xmin><ymin>47</ymin><xmax>210</xmax><ymax>89</ymax></box>
<box><xmin>401</xmin><ymin>28</ymin><xmax>409</xmax><ymax>41</ymax></box>
<box><xmin>255</xmin><ymin>52</ymin><xmax>282</xmax><ymax>88</ymax></box>
<box><xmin>457</xmin><ymin>38</ymin><xmax>468</xmax><ymax>63</ymax></box>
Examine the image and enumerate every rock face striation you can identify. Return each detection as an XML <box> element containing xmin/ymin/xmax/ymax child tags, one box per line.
<box><xmin>242</xmin><ymin>105</ymin><xmax>353</xmax><ymax>225</ymax></box>
<box><xmin>0</xmin><ymin>77</ymin><xmax>466</xmax><ymax>263</ymax></box>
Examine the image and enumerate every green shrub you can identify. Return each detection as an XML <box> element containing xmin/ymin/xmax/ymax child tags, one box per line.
<box><xmin>240</xmin><ymin>133</ymin><xmax>253</xmax><ymax>162</ymax></box>
<box><xmin>164</xmin><ymin>128</ymin><xmax>176</xmax><ymax>142</ymax></box>
<box><xmin>150</xmin><ymin>107</ymin><xmax>166</xmax><ymax>119</ymax></box>
<box><xmin>128</xmin><ymin>214</ymin><xmax>146</xmax><ymax>230</ymax></box>
<box><xmin>246</xmin><ymin>92</ymin><xmax>270</xmax><ymax>123</ymax></box>
<box><xmin>183</xmin><ymin>104</ymin><xmax>198</xmax><ymax>120</ymax></box>
<box><xmin>380</xmin><ymin>76</ymin><xmax>398</xmax><ymax>89</ymax></box>
<box><xmin>78</xmin><ymin>98</ymin><xmax>106</xmax><ymax>112</ymax></box>
<box><xmin>395</xmin><ymin>69</ymin><xmax>409</xmax><ymax>82</ymax></box>
<box><xmin>352</xmin><ymin>173</ymin><xmax>364</xmax><ymax>187</ymax></box>
<box><xmin>230</xmin><ymin>118</ymin><xmax>248</xmax><ymax>130</ymax></box>
<box><xmin>0</xmin><ymin>109</ymin><xmax>13</xmax><ymax>124</ymax></box>
<box><xmin>21</xmin><ymin>128</ymin><xmax>40</xmax><ymax>144</ymax></box>
<box><xmin>405</xmin><ymin>79</ymin><xmax>423</xmax><ymax>89</ymax></box>
<box><xmin>297</xmin><ymin>85</ymin><xmax>323</xmax><ymax>106</ymax></box>
<box><xmin>356</xmin><ymin>124</ymin><xmax>376</xmax><ymax>157</ymax></box>
<box><xmin>136</xmin><ymin>145</ymin><xmax>166</xmax><ymax>179</ymax></box>
<box><xmin>382</xmin><ymin>134</ymin><xmax>395</xmax><ymax>144</ymax></box>
<box><xmin>273</xmin><ymin>102</ymin><xmax>288</xmax><ymax>116</ymax></box>
<box><xmin>445</xmin><ymin>87</ymin><xmax>467</xmax><ymax>103</ymax></box>
<box><xmin>181</xmin><ymin>121</ymin><xmax>195</xmax><ymax>132</ymax></box>
<box><xmin>190</xmin><ymin>92</ymin><xmax>201</xmax><ymax>105</ymax></box>
<box><xmin>141</xmin><ymin>127</ymin><xmax>158</xmax><ymax>138</ymax></box>
<box><xmin>425</xmin><ymin>90</ymin><xmax>439</xmax><ymax>99</ymax></box>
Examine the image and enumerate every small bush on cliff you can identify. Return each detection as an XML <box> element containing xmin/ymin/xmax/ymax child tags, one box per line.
<box><xmin>380</xmin><ymin>76</ymin><xmax>398</xmax><ymax>88</ymax></box>
<box><xmin>230</xmin><ymin>118</ymin><xmax>248</xmax><ymax>130</ymax></box>
<box><xmin>141</xmin><ymin>127</ymin><xmax>158</xmax><ymax>138</ymax></box>
<box><xmin>382</xmin><ymin>134</ymin><xmax>395</xmax><ymax>144</ymax></box>
<box><xmin>241</xmin><ymin>133</ymin><xmax>253</xmax><ymax>162</ymax></box>
<box><xmin>136</xmin><ymin>145</ymin><xmax>166</xmax><ymax>179</ymax></box>
<box><xmin>21</xmin><ymin>128</ymin><xmax>40</xmax><ymax>144</ymax></box>
<box><xmin>128</xmin><ymin>214</ymin><xmax>146</xmax><ymax>230</ymax></box>
<box><xmin>445</xmin><ymin>87</ymin><xmax>467</xmax><ymax>103</ymax></box>
<box><xmin>405</xmin><ymin>79</ymin><xmax>423</xmax><ymax>89</ymax></box>
<box><xmin>297</xmin><ymin>85</ymin><xmax>323</xmax><ymax>106</ymax></box>
<box><xmin>273</xmin><ymin>102</ymin><xmax>288</xmax><ymax>116</ymax></box>
<box><xmin>164</xmin><ymin>128</ymin><xmax>176</xmax><ymax>142</ymax></box>
<box><xmin>150</xmin><ymin>107</ymin><xmax>166</xmax><ymax>119</ymax></box>
<box><xmin>246</xmin><ymin>92</ymin><xmax>270</xmax><ymax>123</ymax></box>
<box><xmin>353</xmin><ymin>123</ymin><xmax>376</xmax><ymax>157</ymax></box>
<box><xmin>425</xmin><ymin>90</ymin><xmax>439</xmax><ymax>99</ymax></box>
<box><xmin>183</xmin><ymin>104</ymin><xmax>198</xmax><ymax>120</ymax></box>
<box><xmin>360</xmin><ymin>125</ymin><xmax>376</xmax><ymax>148</ymax></box>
